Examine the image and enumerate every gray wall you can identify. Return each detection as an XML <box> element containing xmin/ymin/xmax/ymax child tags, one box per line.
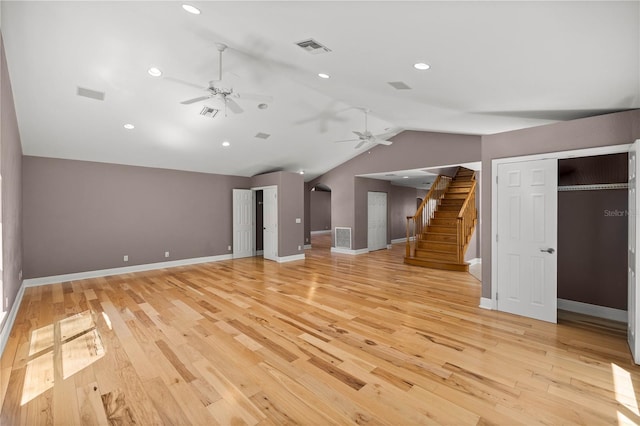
<box><xmin>481</xmin><ymin>110</ymin><xmax>640</xmax><ymax>298</ymax></box>
<box><xmin>23</xmin><ymin>157</ymin><xmax>250</xmax><ymax>278</ymax></box>
<box><xmin>309</xmin><ymin>131</ymin><xmax>482</xmax><ymax>250</ymax></box>
<box><xmin>251</xmin><ymin>171</ymin><xmax>305</xmax><ymax>258</ymax></box>
<box><xmin>310</xmin><ymin>190</ymin><xmax>331</xmax><ymax>232</ymax></box>
<box><xmin>0</xmin><ymin>33</ymin><xmax>23</xmax><ymax>324</ymax></box>
<box><xmin>390</xmin><ymin>185</ymin><xmax>418</xmax><ymax>241</ymax></box>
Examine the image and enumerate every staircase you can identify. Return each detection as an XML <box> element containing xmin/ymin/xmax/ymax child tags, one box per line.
<box><xmin>404</xmin><ymin>167</ymin><xmax>477</xmax><ymax>272</ymax></box>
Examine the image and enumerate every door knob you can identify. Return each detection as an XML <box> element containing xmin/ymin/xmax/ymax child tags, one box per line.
<box><xmin>540</xmin><ymin>248</ymin><xmax>555</xmax><ymax>254</ymax></box>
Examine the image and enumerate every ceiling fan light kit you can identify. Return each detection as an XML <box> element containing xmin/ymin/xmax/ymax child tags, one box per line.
<box><xmin>178</xmin><ymin>43</ymin><xmax>272</xmax><ymax>116</ymax></box>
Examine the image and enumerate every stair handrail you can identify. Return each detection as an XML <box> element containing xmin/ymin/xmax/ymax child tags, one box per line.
<box><xmin>406</xmin><ymin>175</ymin><xmax>452</xmax><ymax>258</ymax></box>
<box><xmin>456</xmin><ymin>176</ymin><xmax>477</xmax><ymax>263</ymax></box>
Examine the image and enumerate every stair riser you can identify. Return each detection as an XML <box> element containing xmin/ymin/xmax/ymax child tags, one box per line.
<box><xmin>445</xmin><ymin>193</ymin><xmax>468</xmax><ymax>200</ymax></box>
<box><xmin>415</xmin><ymin>250</ymin><xmax>459</xmax><ymax>262</ymax></box>
<box><xmin>431</xmin><ymin>218</ymin><xmax>457</xmax><ymax>226</ymax></box>
<box><xmin>435</xmin><ymin>211</ymin><xmax>458</xmax><ymax>218</ymax></box>
<box><xmin>447</xmin><ymin>187</ymin><xmax>471</xmax><ymax>194</ymax></box>
<box><xmin>438</xmin><ymin>205</ymin><xmax>462</xmax><ymax>212</ymax></box>
<box><xmin>417</xmin><ymin>242</ymin><xmax>457</xmax><ymax>253</ymax></box>
<box><xmin>423</xmin><ymin>233</ymin><xmax>457</xmax><ymax>243</ymax></box>
<box><xmin>427</xmin><ymin>225</ymin><xmax>456</xmax><ymax>234</ymax></box>
<box><xmin>404</xmin><ymin>257</ymin><xmax>469</xmax><ymax>272</ymax></box>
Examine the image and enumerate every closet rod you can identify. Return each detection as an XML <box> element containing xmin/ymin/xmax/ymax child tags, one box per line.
<box><xmin>558</xmin><ymin>183</ymin><xmax>628</xmax><ymax>192</ymax></box>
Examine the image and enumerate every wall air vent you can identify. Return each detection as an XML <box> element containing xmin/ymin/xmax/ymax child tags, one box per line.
<box><xmin>295</xmin><ymin>38</ymin><xmax>332</xmax><ymax>55</ymax></box>
<box><xmin>76</xmin><ymin>86</ymin><xmax>105</xmax><ymax>101</ymax></box>
<box><xmin>388</xmin><ymin>81</ymin><xmax>412</xmax><ymax>90</ymax></box>
<box><xmin>255</xmin><ymin>132</ymin><xmax>271</xmax><ymax>139</ymax></box>
<box><xmin>335</xmin><ymin>227</ymin><xmax>352</xmax><ymax>249</ymax></box>
<box><xmin>200</xmin><ymin>106</ymin><xmax>220</xmax><ymax>118</ymax></box>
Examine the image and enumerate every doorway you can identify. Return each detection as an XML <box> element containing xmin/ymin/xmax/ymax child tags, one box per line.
<box><xmin>368</xmin><ymin>191</ymin><xmax>387</xmax><ymax>252</ymax></box>
<box><xmin>232</xmin><ymin>186</ymin><xmax>278</xmax><ymax>262</ymax></box>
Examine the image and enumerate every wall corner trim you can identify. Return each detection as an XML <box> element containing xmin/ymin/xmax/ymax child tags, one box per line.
<box><xmin>467</xmin><ymin>258</ymin><xmax>481</xmax><ymax>265</ymax></box>
<box><xmin>0</xmin><ymin>280</ymin><xmax>25</xmax><ymax>358</ymax></box>
<box><xmin>22</xmin><ymin>254</ymin><xmax>234</xmax><ymax>288</ymax></box>
<box><xmin>557</xmin><ymin>298</ymin><xmax>627</xmax><ymax>323</ymax></box>
<box><xmin>330</xmin><ymin>247</ymin><xmax>369</xmax><ymax>255</ymax></box>
<box><xmin>276</xmin><ymin>254</ymin><xmax>305</xmax><ymax>263</ymax></box>
<box><xmin>479</xmin><ymin>297</ymin><xmax>494</xmax><ymax>310</ymax></box>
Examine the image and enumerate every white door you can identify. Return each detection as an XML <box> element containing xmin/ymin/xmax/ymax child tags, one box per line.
<box><xmin>232</xmin><ymin>189</ymin><xmax>254</xmax><ymax>259</ymax></box>
<box><xmin>368</xmin><ymin>192</ymin><xmax>387</xmax><ymax>251</ymax></box>
<box><xmin>496</xmin><ymin>159</ymin><xmax>558</xmax><ymax>323</ymax></box>
<box><xmin>263</xmin><ymin>187</ymin><xmax>278</xmax><ymax>261</ymax></box>
<box><xmin>629</xmin><ymin>141</ymin><xmax>640</xmax><ymax>363</ymax></box>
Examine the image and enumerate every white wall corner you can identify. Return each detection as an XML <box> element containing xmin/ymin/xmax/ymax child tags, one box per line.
<box><xmin>467</xmin><ymin>258</ymin><xmax>482</xmax><ymax>265</ymax></box>
<box><xmin>479</xmin><ymin>297</ymin><xmax>494</xmax><ymax>310</ymax></box>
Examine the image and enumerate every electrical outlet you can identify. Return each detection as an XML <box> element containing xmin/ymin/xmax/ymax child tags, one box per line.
<box><xmin>228</xmin><ymin>245</ymin><xmax>232</xmax><ymax>251</ymax></box>
<box><xmin>165</xmin><ymin>251</ymin><xmax>170</xmax><ymax>258</ymax></box>
<box><xmin>18</xmin><ymin>269</ymin><xmax>22</xmax><ymax>280</ymax></box>
<box><xmin>295</xmin><ymin>218</ymin><xmax>301</xmax><ymax>224</ymax></box>
<box><xmin>298</xmin><ymin>245</ymin><xmax>302</xmax><ymax>251</ymax></box>
<box><xmin>123</xmin><ymin>255</ymin><xmax>129</xmax><ymax>262</ymax></box>
<box><xmin>305</xmin><ymin>238</ymin><xmax>309</xmax><ymax>243</ymax></box>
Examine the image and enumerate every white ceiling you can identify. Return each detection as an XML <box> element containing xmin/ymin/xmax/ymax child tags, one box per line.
<box><xmin>2</xmin><ymin>1</ymin><xmax>638</xmax><ymax>181</ymax></box>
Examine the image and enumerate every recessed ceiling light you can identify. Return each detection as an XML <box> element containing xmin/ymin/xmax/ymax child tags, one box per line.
<box><xmin>258</xmin><ymin>103</ymin><xmax>268</xmax><ymax>110</ymax></box>
<box><xmin>318</xmin><ymin>73</ymin><xmax>330</xmax><ymax>79</ymax></box>
<box><xmin>182</xmin><ymin>4</ymin><xmax>200</xmax><ymax>14</ymax></box>
<box><xmin>148</xmin><ymin>67</ymin><xmax>162</xmax><ymax>77</ymax></box>
<box><xmin>123</xmin><ymin>124</ymin><xmax>135</xmax><ymax>130</ymax></box>
<box><xmin>402</xmin><ymin>176</ymin><xmax>409</xmax><ymax>179</ymax></box>
<box><xmin>222</xmin><ymin>141</ymin><xmax>230</xmax><ymax>147</ymax></box>
<box><xmin>299</xmin><ymin>170</ymin><xmax>305</xmax><ymax>175</ymax></box>
<box><xmin>414</xmin><ymin>62</ymin><xmax>431</xmax><ymax>70</ymax></box>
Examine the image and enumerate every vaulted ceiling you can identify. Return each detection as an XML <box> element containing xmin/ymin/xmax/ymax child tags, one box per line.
<box><xmin>2</xmin><ymin>1</ymin><xmax>638</xmax><ymax>180</ymax></box>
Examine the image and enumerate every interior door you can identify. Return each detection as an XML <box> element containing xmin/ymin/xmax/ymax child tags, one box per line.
<box><xmin>232</xmin><ymin>189</ymin><xmax>254</xmax><ymax>259</ymax></box>
<box><xmin>368</xmin><ymin>192</ymin><xmax>387</xmax><ymax>251</ymax></box>
<box><xmin>263</xmin><ymin>187</ymin><xmax>278</xmax><ymax>261</ymax></box>
<box><xmin>496</xmin><ymin>159</ymin><xmax>558</xmax><ymax>323</ymax></box>
<box><xmin>629</xmin><ymin>141</ymin><xmax>639</xmax><ymax>363</ymax></box>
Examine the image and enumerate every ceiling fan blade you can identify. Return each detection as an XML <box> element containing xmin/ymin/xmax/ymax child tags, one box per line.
<box><xmin>225</xmin><ymin>97</ymin><xmax>244</xmax><ymax>114</ymax></box>
<box><xmin>353</xmin><ymin>131</ymin><xmax>365</xmax><ymax>137</ymax></box>
<box><xmin>334</xmin><ymin>138</ymin><xmax>360</xmax><ymax>143</ymax></box>
<box><xmin>375</xmin><ymin>139</ymin><xmax>393</xmax><ymax>146</ymax></box>
<box><xmin>180</xmin><ymin>95</ymin><xmax>211</xmax><ymax>105</ymax></box>
<box><xmin>354</xmin><ymin>140</ymin><xmax>367</xmax><ymax>149</ymax></box>
<box><xmin>234</xmin><ymin>92</ymin><xmax>273</xmax><ymax>102</ymax></box>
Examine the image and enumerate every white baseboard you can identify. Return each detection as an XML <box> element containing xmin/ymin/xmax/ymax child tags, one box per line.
<box><xmin>391</xmin><ymin>237</ymin><xmax>414</xmax><ymax>244</ymax></box>
<box><xmin>310</xmin><ymin>230</ymin><xmax>332</xmax><ymax>235</ymax></box>
<box><xmin>276</xmin><ymin>254</ymin><xmax>305</xmax><ymax>263</ymax></box>
<box><xmin>23</xmin><ymin>254</ymin><xmax>234</xmax><ymax>288</ymax></box>
<box><xmin>304</xmin><ymin>244</ymin><xmax>312</xmax><ymax>250</ymax></box>
<box><xmin>256</xmin><ymin>250</ymin><xmax>264</xmax><ymax>255</ymax></box>
<box><xmin>558</xmin><ymin>298</ymin><xmax>627</xmax><ymax>323</ymax></box>
<box><xmin>330</xmin><ymin>247</ymin><xmax>369</xmax><ymax>255</ymax></box>
<box><xmin>387</xmin><ymin>244</ymin><xmax>393</xmax><ymax>250</ymax></box>
<box><xmin>479</xmin><ymin>297</ymin><xmax>494</xmax><ymax>310</ymax></box>
<box><xmin>467</xmin><ymin>258</ymin><xmax>482</xmax><ymax>266</ymax></box>
<box><xmin>0</xmin><ymin>280</ymin><xmax>25</xmax><ymax>358</ymax></box>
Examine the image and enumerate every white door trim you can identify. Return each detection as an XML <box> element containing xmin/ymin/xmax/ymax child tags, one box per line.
<box><xmin>490</xmin><ymin>143</ymin><xmax>631</xmax><ymax>308</ymax></box>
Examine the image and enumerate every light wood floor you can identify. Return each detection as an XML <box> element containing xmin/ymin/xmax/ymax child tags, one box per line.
<box><xmin>1</xmin><ymin>234</ymin><xmax>639</xmax><ymax>425</ymax></box>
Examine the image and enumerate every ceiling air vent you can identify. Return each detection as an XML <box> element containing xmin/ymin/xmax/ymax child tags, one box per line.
<box><xmin>388</xmin><ymin>81</ymin><xmax>412</xmax><ymax>90</ymax></box>
<box><xmin>76</xmin><ymin>86</ymin><xmax>105</xmax><ymax>101</ymax></box>
<box><xmin>199</xmin><ymin>106</ymin><xmax>219</xmax><ymax>118</ymax></box>
<box><xmin>255</xmin><ymin>132</ymin><xmax>271</xmax><ymax>139</ymax></box>
<box><xmin>295</xmin><ymin>38</ymin><xmax>331</xmax><ymax>55</ymax></box>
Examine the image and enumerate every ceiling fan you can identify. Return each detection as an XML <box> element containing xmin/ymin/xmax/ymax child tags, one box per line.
<box><xmin>179</xmin><ymin>43</ymin><xmax>272</xmax><ymax>115</ymax></box>
<box><xmin>334</xmin><ymin>109</ymin><xmax>400</xmax><ymax>149</ymax></box>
